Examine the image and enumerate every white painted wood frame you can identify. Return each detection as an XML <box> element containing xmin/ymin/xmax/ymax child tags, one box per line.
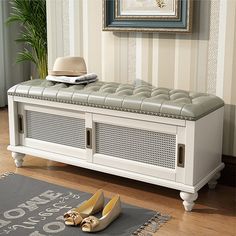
<box><xmin>7</xmin><ymin>95</ymin><xmax>225</xmax><ymax>211</ymax></box>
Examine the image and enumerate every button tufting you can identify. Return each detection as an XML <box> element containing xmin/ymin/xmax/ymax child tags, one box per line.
<box><xmin>8</xmin><ymin>79</ymin><xmax>224</xmax><ymax>120</ymax></box>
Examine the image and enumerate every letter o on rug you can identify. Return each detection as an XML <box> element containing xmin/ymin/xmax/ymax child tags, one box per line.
<box><xmin>4</xmin><ymin>208</ymin><xmax>25</xmax><ymax>219</ymax></box>
<box><xmin>43</xmin><ymin>222</ymin><xmax>65</xmax><ymax>233</ymax></box>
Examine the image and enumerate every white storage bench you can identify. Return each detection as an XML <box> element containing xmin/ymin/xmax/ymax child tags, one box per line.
<box><xmin>7</xmin><ymin>79</ymin><xmax>225</xmax><ymax>211</ymax></box>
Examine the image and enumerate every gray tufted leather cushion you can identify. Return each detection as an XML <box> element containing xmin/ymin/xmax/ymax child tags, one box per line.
<box><xmin>8</xmin><ymin>79</ymin><xmax>224</xmax><ymax>120</ymax></box>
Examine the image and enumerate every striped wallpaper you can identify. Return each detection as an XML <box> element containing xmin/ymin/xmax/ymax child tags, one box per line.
<box><xmin>47</xmin><ymin>0</ymin><xmax>236</xmax><ymax>157</ymax></box>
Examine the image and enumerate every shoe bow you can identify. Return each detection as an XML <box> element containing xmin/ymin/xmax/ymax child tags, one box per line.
<box><xmin>81</xmin><ymin>216</ymin><xmax>100</xmax><ymax>231</ymax></box>
<box><xmin>64</xmin><ymin>209</ymin><xmax>83</xmax><ymax>226</ymax></box>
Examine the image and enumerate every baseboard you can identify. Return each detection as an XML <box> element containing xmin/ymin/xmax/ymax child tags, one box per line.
<box><xmin>219</xmin><ymin>155</ymin><xmax>236</xmax><ymax>187</ymax></box>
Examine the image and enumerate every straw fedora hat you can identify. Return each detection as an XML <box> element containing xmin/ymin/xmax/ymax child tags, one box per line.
<box><xmin>48</xmin><ymin>56</ymin><xmax>87</xmax><ymax>77</ymax></box>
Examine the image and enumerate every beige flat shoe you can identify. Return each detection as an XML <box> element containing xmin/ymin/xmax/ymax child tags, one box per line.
<box><xmin>81</xmin><ymin>195</ymin><xmax>121</xmax><ymax>232</ymax></box>
<box><xmin>64</xmin><ymin>189</ymin><xmax>104</xmax><ymax>226</ymax></box>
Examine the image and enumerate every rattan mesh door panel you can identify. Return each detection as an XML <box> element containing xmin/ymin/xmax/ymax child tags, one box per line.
<box><xmin>26</xmin><ymin>111</ymin><xmax>85</xmax><ymax>149</ymax></box>
<box><xmin>95</xmin><ymin>123</ymin><xmax>176</xmax><ymax>169</ymax></box>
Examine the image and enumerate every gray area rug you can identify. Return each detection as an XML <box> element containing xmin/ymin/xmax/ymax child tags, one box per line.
<box><xmin>0</xmin><ymin>173</ymin><xmax>170</xmax><ymax>236</ymax></box>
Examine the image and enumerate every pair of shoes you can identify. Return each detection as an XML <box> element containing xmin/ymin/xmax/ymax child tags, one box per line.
<box><xmin>64</xmin><ymin>189</ymin><xmax>104</xmax><ymax>226</ymax></box>
<box><xmin>63</xmin><ymin>189</ymin><xmax>121</xmax><ymax>232</ymax></box>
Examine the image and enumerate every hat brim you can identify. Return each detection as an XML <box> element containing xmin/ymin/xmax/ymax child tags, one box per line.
<box><xmin>48</xmin><ymin>70</ymin><xmax>87</xmax><ymax>77</ymax></box>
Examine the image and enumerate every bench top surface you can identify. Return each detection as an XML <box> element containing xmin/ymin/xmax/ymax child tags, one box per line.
<box><xmin>8</xmin><ymin>79</ymin><xmax>224</xmax><ymax>120</ymax></box>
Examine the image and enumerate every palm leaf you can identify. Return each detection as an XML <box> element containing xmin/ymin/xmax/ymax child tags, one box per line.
<box><xmin>7</xmin><ymin>0</ymin><xmax>47</xmax><ymax>79</ymax></box>
<box><xmin>16</xmin><ymin>49</ymin><xmax>37</xmax><ymax>64</ymax></box>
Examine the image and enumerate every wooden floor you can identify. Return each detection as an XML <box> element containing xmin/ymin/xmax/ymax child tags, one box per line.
<box><xmin>0</xmin><ymin>107</ymin><xmax>235</xmax><ymax>236</ymax></box>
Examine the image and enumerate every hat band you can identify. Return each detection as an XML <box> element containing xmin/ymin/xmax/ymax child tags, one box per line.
<box><xmin>48</xmin><ymin>70</ymin><xmax>87</xmax><ymax>77</ymax></box>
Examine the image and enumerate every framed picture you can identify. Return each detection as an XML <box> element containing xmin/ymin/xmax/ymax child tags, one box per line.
<box><xmin>103</xmin><ymin>0</ymin><xmax>193</xmax><ymax>33</ymax></box>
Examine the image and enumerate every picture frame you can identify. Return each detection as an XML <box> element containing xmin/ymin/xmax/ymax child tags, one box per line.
<box><xmin>103</xmin><ymin>0</ymin><xmax>193</xmax><ymax>33</ymax></box>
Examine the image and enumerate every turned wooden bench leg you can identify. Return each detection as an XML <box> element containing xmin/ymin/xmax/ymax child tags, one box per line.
<box><xmin>12</xmin><ymin>152</ymin><xmax>25</xmax><ymax>168</ymax></box>
<box><xmin>180</xmin><ymin>192</ymin><xmax>198</xmax><ymax>212</ymax></box>
<box><xmin>208</xmin><ymin>172</ymin><xmax>221</xmax><ymax>189</ymax></box>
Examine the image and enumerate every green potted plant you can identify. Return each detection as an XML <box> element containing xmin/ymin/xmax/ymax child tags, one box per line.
<box><xmin>7</xmin><ymin>0</ymin><xmax>47</xmax><ymax>79</ymax></box>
